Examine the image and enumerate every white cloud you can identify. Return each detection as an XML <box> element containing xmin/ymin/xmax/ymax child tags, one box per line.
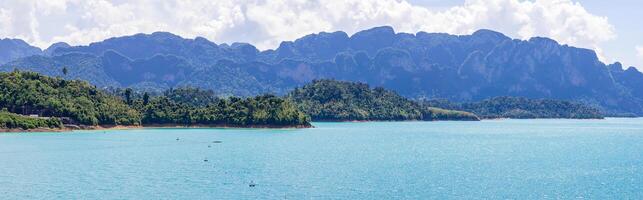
<box><xmin>0</xmin><ymin>0</ymin><xmax>616</xmax><ymax>62</ymax></box>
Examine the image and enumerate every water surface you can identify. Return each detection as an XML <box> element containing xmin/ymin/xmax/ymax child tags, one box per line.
<box><xmin>1</xmin><ymin>118</ymin><xmax>642</xmax><ymax>199</ymax></box>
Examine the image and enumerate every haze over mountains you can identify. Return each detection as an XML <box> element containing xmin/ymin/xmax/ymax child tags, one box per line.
<box><xmin>1</xmin><ymin>26</ymin><xmax>643</xmax><ymax>115</ymax></box>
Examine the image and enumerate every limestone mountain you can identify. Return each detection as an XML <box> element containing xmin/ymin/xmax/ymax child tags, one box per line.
<box><xmin>2</xmin><ymin>27</ymin><xmax>642</xmax><ymax>115</ymax></box>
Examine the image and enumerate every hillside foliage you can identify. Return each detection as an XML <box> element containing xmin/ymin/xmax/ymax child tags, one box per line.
<box><xmin>288</xmin><ymin>79</ymin><xmax>479</xmax><ymax>121</ymax></box>
<box><xmin>0</xmin><ymin>71</ymin><xmax>141</xmax><ymax>125</ymax></box>
<box><xmin>0</xmin><ymin>71</ymin><xmax>310</xmax><ymax>128</ymax></box>
<box><xmin>134</xmin><ymin>92</ymin><xmax>310</xmax><ymax>127</ymax></box>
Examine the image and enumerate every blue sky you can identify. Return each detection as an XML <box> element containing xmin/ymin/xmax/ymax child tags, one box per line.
<box><xmin>580</xmin><ymin>0</ymin><xmax>643</xmax><ymax>69</ymax></box>
<box><xmin>0</xmin><ymin>0</ymin><xmax>641</xmax><ymax>69</ymax></box>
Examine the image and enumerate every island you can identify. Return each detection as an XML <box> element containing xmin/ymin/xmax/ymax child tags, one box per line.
<box><xmin>288</xmin><ymin>79</ymin><xmax>480</xmax><ymax>121</ymax></box>
<box><xmin>422</xmin><ymin>97</ymin><xmax>604</xmax><ymax>119</ymax></box>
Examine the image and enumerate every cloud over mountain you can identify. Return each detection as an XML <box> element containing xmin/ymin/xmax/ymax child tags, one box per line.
<box><xmin>0</xmin><ymin>0</ymin><xmax>615</xmax><ymax>60</ymax></box>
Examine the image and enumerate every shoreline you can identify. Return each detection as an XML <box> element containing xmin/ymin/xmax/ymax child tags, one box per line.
<box><xmin>3</xmin><ymin>117</ymin><xmax>636</xmax><ymax>132</ymax></box>
<box><xmin>1</xmin><ymin>123</ymin><xmax>314</xmax><ymax>133</ymax></box>
<box><xmin>0</xmin><ymin>128</ymin><xmax>71</xmax><ymax>133</ymax></box>
<box><xmin>311</xmin><ymin>118</ymin><xmax>480</xmax><ymax>122</ymax></box>
<box><xmin>139</xmin><ymin>124</ymin><xmax>314</xmax><ymax>129</ymax></box>
<box><xmin>478</xmin><ymin>116</ymin><xmax>611</xmax><ymax>120</ymax></box>
<box><xmin>313</xmin><ymin>117</ymin><xmax>614</xmax><ymax>123</ymax></box>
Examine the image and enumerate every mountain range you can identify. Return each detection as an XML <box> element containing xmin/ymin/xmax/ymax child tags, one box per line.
<box><xmin>1</xmin><ymin>26</ymin><xmax>642</xmax><ymax>115</ymax></box>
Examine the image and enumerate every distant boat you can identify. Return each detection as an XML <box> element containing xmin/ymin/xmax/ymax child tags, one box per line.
<box><xmin>204</xmin><ymin>158</ymin><xmax>208</xmax><ymax>162</ymax></box>
<box><xmin>176</xmin><ymin>138</ymin><xmax>180</xmax><ymax>141</ymax></box>
<box><xmin>208</xmin><ymin>145</ymin><xmax>211</xmax><ymax>148</ymax></box>
<box><xmin>212</xmin><ymin>141</ymin><xmax>222</xmax><ymax>143</ymax></box>
<box><xmin>249</xmin><ymin>181</ymin><xmax>256</xmax><ymax>187</ymax></box>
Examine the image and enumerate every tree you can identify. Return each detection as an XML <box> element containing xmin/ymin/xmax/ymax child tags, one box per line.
<box><xmin>62</xmin><ymin>67</ymin><xmax>68</xmax><ymax>77</ymax></box>
<box><xmin>143</xmin><ymin>92</ymin><xmax>150</xmax><ymax>105</ymax></box>
<box><xmin>124</xmin><ymin>88</ymin><xmax>133</xmax><ymax>105</ymax></box>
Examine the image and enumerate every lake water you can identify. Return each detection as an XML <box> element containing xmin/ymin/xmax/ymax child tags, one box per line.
<box><xmin>1</xmin><ymin>118</ymin><xmax>642</xmax><ymax>199</ymax></box>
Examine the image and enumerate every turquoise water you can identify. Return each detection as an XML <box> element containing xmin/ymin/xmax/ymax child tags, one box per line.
<box><xmin>1</xmin><ymin>119</ymin><xmax>642</xmax><ymax>199</ymax></box>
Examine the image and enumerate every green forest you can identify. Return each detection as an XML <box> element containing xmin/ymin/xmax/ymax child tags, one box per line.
<box><xmin>0</xmin><ymin>71</ymin><xmax>311</xmax><ymax>129</ymax></box>
<box><xmin>0</xmin><ymin>71</ymin><xmax>141</xmax><ymax>126</ymax></box>
<box><xmin>422</xmin><ymin>97</ymin><xmax>604</xmax><ymax>119</ymax></box>
<box><xmin>288</xmin><ymin>79</ymin><xmax>480</xmax><ymax>121</ymax></box>
<box><xmin>134</xmin><ymin>93</ymin><xmax>310</xmax><ymax>127</ymax></box>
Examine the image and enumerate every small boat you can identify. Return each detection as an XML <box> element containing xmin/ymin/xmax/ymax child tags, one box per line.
<box><xmin>208</xmin><ymin>145</ymin><xmax>211</xmax><ymax>148</ymax></box>
<box><xmin>204</xmin><ymin>158</ymin><xmax>208</xmax><ymax>162</ymax></box>
<box><xmin>212</xmin><ymin>141</ymin><xmax>222</xmax><ymax>143</ymax></box>
<box><xmin>176</xmin><ymin>138</ymin><xmax>180</xmax><ymax>141</ymax></box>
<box><xmin>249</xmin><ymin>181</ymin><xmax>256</xmax><ymax>187</ymax></box>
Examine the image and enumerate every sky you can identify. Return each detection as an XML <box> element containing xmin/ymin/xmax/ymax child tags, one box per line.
<box><xmin>0</xmin><ymin>0</ymin><xmax>641</xmax><ymax>69</ymax></box>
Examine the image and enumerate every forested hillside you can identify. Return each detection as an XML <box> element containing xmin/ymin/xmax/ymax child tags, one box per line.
<box><xmin>0</xmin><ymin>71</ymin><xmax>311</xmax><ymax>129</ymax></box>
<box><xmin>288</xmin><ymin>79</ymin><xmax>479</xmax><ymax>121</ymax></box>
<box><xmin>0</xmin><ymin>71</ymin><xmax>141</xmax><ymax>125</ymax></box>
<box><xmin>135</xmin><ymin>93</ymin><xmax>310</xmax><ymax>128</ymax></box>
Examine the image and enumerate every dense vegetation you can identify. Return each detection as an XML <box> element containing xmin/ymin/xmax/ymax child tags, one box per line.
<box><xmin>422</xmin><ymin>97</ymin><xmax>604</xmax><ymax>119</ymax></box>
<box><xmin>133</xmin><ymin>92</ymin><xmax>310</xmax><ymax>127</ymax></box>
<box><xmin>0</xmin><ymin>71</ymin><xmax>141</xmax><ymax>126</ymax></box>
<box><xmin>288</xmin><ymin>79</ymin><xmax>479</xmax><ymax>121</ymax></box>
<box><xmin>160</xmin><ymin>87</ymin><xmax>218</xmax><ymax>107</ymax></box>
<box><xmin>0</xmin><ymin>71</ymin><xmax>310</xmax><ymax>129</ymax></box>
<box><xmin>0</xmin><ymin>110</ymin><xmax>62</xmax><ymax>130</ymax></box>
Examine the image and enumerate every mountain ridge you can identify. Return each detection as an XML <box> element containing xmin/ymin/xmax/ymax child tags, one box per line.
<box><xmin>2</xmin><ymin>26</ymin><xmax>642</xmax><ymax>115</ymax></box>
